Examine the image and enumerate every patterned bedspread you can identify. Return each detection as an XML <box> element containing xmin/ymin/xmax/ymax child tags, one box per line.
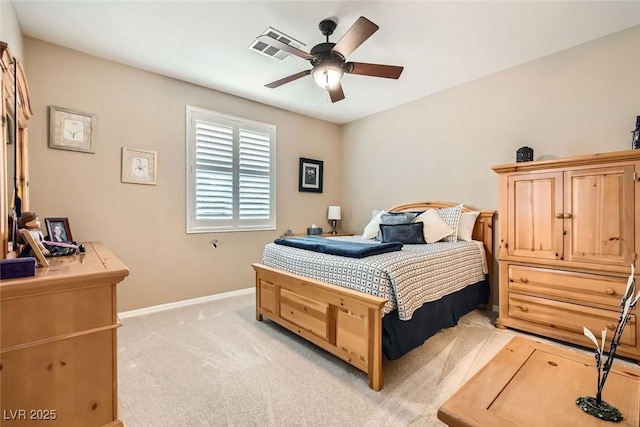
<box><xmin>261</xmin><ymin>236</ymin><xmax>487</xmax><ymax>320</ymax></box>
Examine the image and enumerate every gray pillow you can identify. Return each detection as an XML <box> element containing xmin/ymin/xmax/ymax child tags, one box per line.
<box><xmin>380</xmin><ymin>223</ymin><xmax>426</xmax><ymax>244</ymax></box>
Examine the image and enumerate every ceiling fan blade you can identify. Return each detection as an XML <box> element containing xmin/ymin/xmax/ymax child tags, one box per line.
<box><xmin>332</xmin><ymin>16</ymin><xmax>379</xmax><ymax>58</ymax></box>
<box><xmin>265</xmin><ymin>70</ymin><xmax>311</xmax><ymax>88</ymax></box>
<box><xmin>346</xmin><ymin>62</ymin><xmax>404</xmax><ymax>79</ymax></box>
<box><xmin>328</xmin><ymin>82</ymin><xmax>345</xmax><ymax>103</ymax></box>
<box><xmin>256</xmin><ymin>35</ymin><xmax>314</xmax><ymax>60</ymax></box>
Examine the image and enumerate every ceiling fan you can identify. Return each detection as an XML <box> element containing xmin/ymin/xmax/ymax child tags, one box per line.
<box><xmin>256</xmin><ymin>16</ymin><xmax>404</xmax><ymax>103</ymax></box>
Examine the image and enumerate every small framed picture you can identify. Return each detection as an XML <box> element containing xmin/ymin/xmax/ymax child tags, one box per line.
<box><xmin>18</xmin><ymin>229</ymin><xmax>49</xmax><ymax>267</ymax></box>
<box><xmin>299</xmin><ymin>157</ymin><xmax>323</xmax><ymax>193</ymax></box>
<box><xmin>48</xmin><ymin>106</ymin><xmax>96</xmax><ymax>153</ymax></box>
<box><xmin>121</xmin><ymin>147</ymin><xmax>157</xmax><ymax>185</ymax></box>
<box><xmin>44</xmin><ymin>217</ymin><xmax>73</xmax><ymax>243</ymax></box>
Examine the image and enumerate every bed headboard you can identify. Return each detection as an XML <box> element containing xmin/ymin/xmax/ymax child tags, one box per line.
<box><xmin>389</xmin><ymin>201</ymin><xmax>496</xmax><ymax>300</ymax></box>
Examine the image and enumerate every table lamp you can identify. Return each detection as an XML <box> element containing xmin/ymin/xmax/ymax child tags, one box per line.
<box><xmin>327</xmin><ymin>206</ymin><xmax>341</xmax><ymax>235</ymax></box>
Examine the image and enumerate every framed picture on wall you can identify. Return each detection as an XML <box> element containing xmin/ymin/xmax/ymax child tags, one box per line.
<box><xmin>299</xmin><ymin>157</ymin><xmax>323</xmax><ymax>193</ymax></box>
<box><xmin>44</xmin><ymin>217</ymin><xmax>73</xmax><ymax>243</ymax></box>
<box><xmin>121</xmin><ymin>147</ymin><xmax>157</xmax><ymax>185</ymax></box>
<box><xmin>48</xmin><ymin>106</ymin><xmax>96</xmax><ymax>153</ymax></box>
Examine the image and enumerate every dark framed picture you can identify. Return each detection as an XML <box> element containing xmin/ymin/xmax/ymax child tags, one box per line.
<box><xmin>299</xmin><ymin>157</ymin><xmax>323</xmax><ymax>193</ymax></box>
<box><xmin>44</xmin><ymin>217</ymin><xmax>73</xmax><ymax>242</ymax></box>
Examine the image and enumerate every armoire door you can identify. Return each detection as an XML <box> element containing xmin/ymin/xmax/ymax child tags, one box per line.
<box><xmin>507</xmin><ymin>171</ymin><xmax>564</xmax><ymax>260</ymax></box>
<box><xmin>564</xmin><ymin>165</ymin><xmax>635</xmax><ymax>266</ymax></box>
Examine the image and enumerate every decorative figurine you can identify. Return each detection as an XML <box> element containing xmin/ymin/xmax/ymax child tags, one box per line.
<box><xmin>577</xmin><ymin>264</ymin><xmax>640</xmax><ymax>422</ymax></box>
<box><xmin>17</xmin><ymin>211</ymin><xmax>78</xmax><ymax>257</ymax></box>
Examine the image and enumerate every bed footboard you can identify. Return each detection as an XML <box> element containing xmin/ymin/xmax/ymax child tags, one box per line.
<box><xmin>252</xmin><ymin>263</ymin><xmax>388</xmax><ymax>391</ymax></box>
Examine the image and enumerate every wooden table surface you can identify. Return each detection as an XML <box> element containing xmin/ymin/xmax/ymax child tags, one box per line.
<box><xmin>438</xmin><ymin>336</ymin><xmax>640</xmax><ymax>427</ymax></box>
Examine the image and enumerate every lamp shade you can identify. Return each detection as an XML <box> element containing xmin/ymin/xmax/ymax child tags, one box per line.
<box><xmin>327</xmin><ymin>206</ymin><xmax>341</xmax><ymax>220</ymax></box>
<box><xmin>312</xmin><ymin>63</ymin><xmax>343</xmax><ymax>89</ymax></box>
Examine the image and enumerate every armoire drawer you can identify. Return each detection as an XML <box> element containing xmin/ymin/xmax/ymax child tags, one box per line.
<box><xmin>508</xmin><ymin>293</ymin><xmax>636</xmax><ymax>348</ymax></box>
<box><xmin>508</xmin><ymin>265</ymin><xmax>628</xmax><ymax>309</ymax></box>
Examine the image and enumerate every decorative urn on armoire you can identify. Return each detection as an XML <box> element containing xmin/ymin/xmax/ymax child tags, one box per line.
<box><xmin>516</xmin><ymin>146</ymin><xmax>534</xmax><ymax>162</ymax></box>
<box><xmin>632</xmin><ymin>115</ymin><xmax>640</xmax><ymax>149</ymax></box>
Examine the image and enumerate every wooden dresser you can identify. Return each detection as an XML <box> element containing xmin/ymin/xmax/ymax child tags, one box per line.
<box><xmin>493</xmin><ymin>149</ymin><xmax>640</xmax><ymax>361</ymax></box>
<box><xmin>0</xmin><ymin>242</ymin><xmax>129</xmax><ymax>426</ymax></box>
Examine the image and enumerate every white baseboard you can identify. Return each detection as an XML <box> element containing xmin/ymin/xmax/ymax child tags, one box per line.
<box><xmin>118</xmin><ymin>287</ymin><xmax>255</xmax><ymax>319</ymax></box>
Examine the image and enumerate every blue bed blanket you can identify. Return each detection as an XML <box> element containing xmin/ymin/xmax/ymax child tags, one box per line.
<box><xmin>273</xmin><ymin>236</ymin><xmax>403</xmax><ymax>258</ymax></box>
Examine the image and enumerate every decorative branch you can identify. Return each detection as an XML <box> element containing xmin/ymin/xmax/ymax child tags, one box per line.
<box><xmin>581</xmin><ymin>263</ymin><xmax>639</xmax><ymax>416</ymax></box>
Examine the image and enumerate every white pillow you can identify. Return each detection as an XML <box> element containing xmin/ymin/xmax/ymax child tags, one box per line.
<box><xmin>362</xmin><ymin>210</ymin><xmax>385</xmax><ymax>239</ymax></box>
<box><xmin>413</xmin><ymin>209</ymin><xmax>454</xmax><ymax>243</ymax></box>
<box><xmin>457</xmin><ymin>211</ymin><xmax>480</xmax><ymax>241</ymax></box>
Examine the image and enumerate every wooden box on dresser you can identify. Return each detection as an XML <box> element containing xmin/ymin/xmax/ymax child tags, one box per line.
<box><xmin>492</xmin><ymin>149</ymin><xmax>640</xmax><ymax>361</ymax></box>
<box><xmin>0</xmin><ymin>242</ymin><xmax>129</xmax><ymax>426</ymax></box>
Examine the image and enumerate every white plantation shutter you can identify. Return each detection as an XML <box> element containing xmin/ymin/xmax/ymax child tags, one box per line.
<box><xmin>187</xmin><ymin>106</ymin><xmax>275</xmax><ymax>232</ymax></box>
<box><xmin>195</xmin><ymin>122</ymin><xmax>234</xmax><ymax>220</ymax></box>
<box><xmin>239</xmin><ymin>129</ymin><xmax>271</xmax><ymax>220</ymax></box>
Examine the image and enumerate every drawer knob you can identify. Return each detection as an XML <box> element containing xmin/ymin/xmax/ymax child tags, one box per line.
<box><xmin>606</xmin><ymin>288</ymin><xmax>615</xmax><ymax>296</ymax></box>
<box><xmin>519</xmin><ymin>305</ymin><xmax>529</xmax><ymax>313</ymax></box>
<box><xmin>607</xmin><ymin>323</ymin><xmax>615</xmax><ymax>331</ymax></box>
<box><xmin>556</xmin><ymin>213</ymin><xmax>564</xmax><ymax>219</ymax></box>
<box><xmin>563</xmin><ymin>213</ymin><xmax>572</xmax><ymax>219</ymax></box>
<box><xmin>520</xmin><ymin>276</ymin><xmax>528</xmax><ymax>283</ymax></box>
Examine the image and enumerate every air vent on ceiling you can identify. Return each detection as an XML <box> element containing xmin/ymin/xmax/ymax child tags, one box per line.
<box><xmin>249</xmin><ymin>27</ymin><xmax>305</xmax><ymax>61</ymax></box>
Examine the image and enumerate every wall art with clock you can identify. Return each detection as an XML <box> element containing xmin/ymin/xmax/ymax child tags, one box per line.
<box><xmin>121</xmin><ymin>147</ymin><xmax>157</xmax><ymax>185</ymax></box>
<box><xmin>48</xmin><ymin>106</ymin><xmax>96</xmax><ymax>153</ymax></box>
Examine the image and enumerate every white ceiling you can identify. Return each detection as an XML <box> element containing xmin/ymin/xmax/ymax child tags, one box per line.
<box><xmin>12</xmin><ymin>1</ymin><xmax>640</xmax><ymax>124</ymax></box>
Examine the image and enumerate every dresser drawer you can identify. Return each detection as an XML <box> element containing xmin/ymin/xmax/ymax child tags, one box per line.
<box><xmin>1</xmin><ymin>284</ymin><xmax>114</xmax><ymax>349</ymax></box>
<box><xmin>508</xmin><ymin>293</ymin><xmax>636</xmax><ymax>348</ymax></box>
<box><xmin>508</xmin><ymin>265</ymin><xmax>628</xmax><ymax>309</ymax></box>
<box><xmin>0</xmin><ymin>329</ymin><xmax>115</xmax><ymax>427</ymax></box>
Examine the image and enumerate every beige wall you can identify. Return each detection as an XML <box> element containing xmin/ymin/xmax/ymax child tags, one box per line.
<box><xmin>15</xmin><ymin>25</ymin><xmax>640</xmax><ymax>312</ymax></box>
<box><xmin>0</xmin><ymin>0</ymin><xmax>23</xmax><ymax>60</ymax></box>
<box><xmin>24</xmin><ymin>38</ymin><xmax>343</xmax><ymax>311</ymax></box>
<box><xmin>342</xmin><ymin>25</ymin><xmax>640</xmax><ymax>233</ymax></box>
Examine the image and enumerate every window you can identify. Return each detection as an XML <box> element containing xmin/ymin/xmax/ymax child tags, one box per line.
<box><xmin>186</xmin><ymin>106</ymin><xmax>276</xmax><ymax>233</ymax></box>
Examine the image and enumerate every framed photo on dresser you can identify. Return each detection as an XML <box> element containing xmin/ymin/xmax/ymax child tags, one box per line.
<box><xmin>45</xmin><ymin>217</ymin><xmax>73</xmax><ymax>243</ymax></box>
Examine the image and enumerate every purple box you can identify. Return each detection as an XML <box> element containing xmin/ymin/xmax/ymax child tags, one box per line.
<box><xmin>0</xmin><ymin>257</ymin><xmax>37</xmax><ymax>280</ymax></box>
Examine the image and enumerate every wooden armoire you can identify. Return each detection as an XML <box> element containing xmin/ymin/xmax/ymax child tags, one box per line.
<box><xmin>493</xmin><ymin>149</ymin><xmax>640</xmax><ymax>360</ymax></box>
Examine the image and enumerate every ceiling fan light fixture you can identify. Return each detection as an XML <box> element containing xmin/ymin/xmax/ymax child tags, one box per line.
<box><xmin>262</xmin><ymin>16</ymin><xmax>402</xmax><ymax>102</ymax></box>
<box><xmin>312</xmin><ymin>62</ymin><xmax>343</xmax><ymax>89</ymax></box>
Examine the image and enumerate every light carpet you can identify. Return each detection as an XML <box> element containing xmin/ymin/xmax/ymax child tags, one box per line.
<box><xmin>116</xmin><ymin>292</ymin><xmax>593</xmax><ymax>426</ymax></box>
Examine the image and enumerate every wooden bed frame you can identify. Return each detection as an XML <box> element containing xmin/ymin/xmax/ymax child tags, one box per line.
<box><xmin>252</xmin><ymin>202</ymin><xmax>495</xmax><ymax>391</ymax></box>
